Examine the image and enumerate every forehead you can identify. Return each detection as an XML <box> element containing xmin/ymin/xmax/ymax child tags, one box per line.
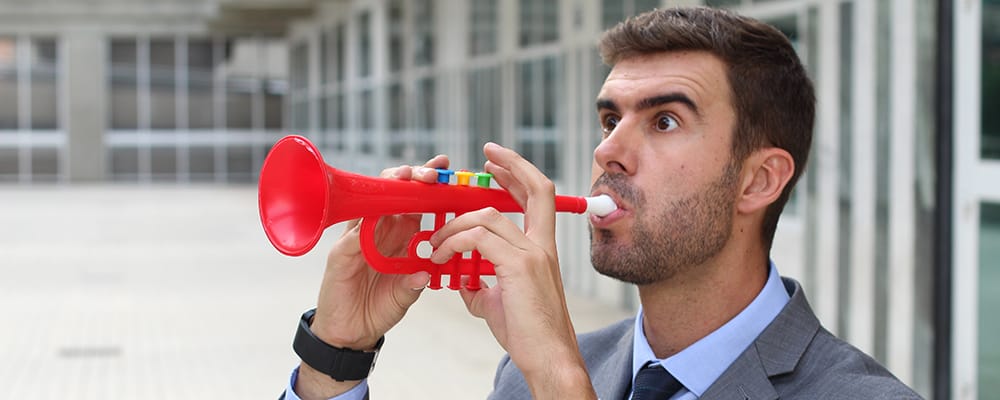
<box><xmin>599</xmin><ymin>51</ymin><xmax>731</xmax><ymax>108</ymax></box>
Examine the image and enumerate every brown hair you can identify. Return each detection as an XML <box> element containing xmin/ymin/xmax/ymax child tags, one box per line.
<box><xmin>598</xmin><ymin>6</ymin><xmax>815</xmax><ymax>249</ymax></box>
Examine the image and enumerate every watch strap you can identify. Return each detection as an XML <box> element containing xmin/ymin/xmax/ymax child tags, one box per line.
<box><xmin>293</xmin><ymin>309</ymin><xmax>383</xmax><ymax>382</ymax></box>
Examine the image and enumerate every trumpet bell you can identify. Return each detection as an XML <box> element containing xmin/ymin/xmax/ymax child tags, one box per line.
<box><xmin>258</xmin><ymin>135</ymin><xmax>330</xmax><ymax>256</ymax></box>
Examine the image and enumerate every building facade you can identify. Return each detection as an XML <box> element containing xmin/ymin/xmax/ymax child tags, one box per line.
<box><xmin>1</xmin><ymin>0</ymin><xmax>998</xmax><ymax>399</ymax></box>
<box><xmin>0</xmin><ymin>0</ymin><xmax>303</xmax><ymax>183</ymax></box>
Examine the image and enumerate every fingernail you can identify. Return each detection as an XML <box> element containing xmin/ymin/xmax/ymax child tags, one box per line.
<box><xmin>484</xmin><ymin>142</ymin><xmax>500</xmax><ymax>151</ymax></box>
<box><xmin>391</xmin><ymin>169</ymin><xmax>402</xmax><ymax>178</ymax></box>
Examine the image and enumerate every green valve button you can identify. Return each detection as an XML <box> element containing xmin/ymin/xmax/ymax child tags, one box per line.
<box><xmin>474</xmin><ymin>172</ymin><xmax>492</xmax><ymax>188</ymax></box>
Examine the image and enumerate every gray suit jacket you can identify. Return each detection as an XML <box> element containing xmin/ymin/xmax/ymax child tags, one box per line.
<box><xmin>489</xmin><ymin>278</ymin><xmax>922</xmax><ymax>399</ymax></box>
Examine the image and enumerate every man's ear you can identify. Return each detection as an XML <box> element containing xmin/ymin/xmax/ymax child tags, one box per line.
<box><xmin>736</xmin><ymin>148</ymin><xmax>795</xmax><ymax>215</ymax></box>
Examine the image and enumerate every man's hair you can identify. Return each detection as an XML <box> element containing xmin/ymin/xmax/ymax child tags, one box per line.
<box><xmin>598</xmin><ymin>6</ymin><xmax>815</xmax><ymax>249</ymax></box>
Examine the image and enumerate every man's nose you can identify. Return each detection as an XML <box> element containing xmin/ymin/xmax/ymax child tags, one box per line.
<box><xmin>593</xmin><ymin>120</ymin><xmax>639</xmax><ymax>175</ymax></box>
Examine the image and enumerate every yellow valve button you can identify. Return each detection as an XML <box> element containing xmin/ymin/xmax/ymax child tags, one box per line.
<box><xmin>456</xmin><ymin>170</ymin><xmax>474</xmax><ymax>186</ymax></box>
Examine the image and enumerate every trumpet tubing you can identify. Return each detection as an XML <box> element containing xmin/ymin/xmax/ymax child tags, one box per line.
<box><xmin>258</xmin><ymin>135</ymin><xmax>612</xmax><ymax>290</ymax></box>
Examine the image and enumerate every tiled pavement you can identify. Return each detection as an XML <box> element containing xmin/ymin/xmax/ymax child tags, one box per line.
<box><xmin>0</xmin><ymin>186</ymin><xmax>631</xmax><ymax>399</ymax></box>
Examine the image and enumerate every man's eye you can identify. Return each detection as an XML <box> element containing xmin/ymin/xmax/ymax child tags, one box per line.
<box><xmin>602</xmin><ymin>115</ymin><xmax>620</xmax><ymax>134</ymax></box>
<box><xmin>656</xmin><ymin>114</ymin><xmax>679</xmax><ymax>132</ymax></box>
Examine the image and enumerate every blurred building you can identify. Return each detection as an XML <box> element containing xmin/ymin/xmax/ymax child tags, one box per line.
<box><xmin>0</xmin><ymin>0</ymin><xmax>303</xmax><ymax>183</ymax></box>
<box><xmin>2</xmin><ymin>0</ymin><xmax>998</xmax><ymax>399</ymax></box>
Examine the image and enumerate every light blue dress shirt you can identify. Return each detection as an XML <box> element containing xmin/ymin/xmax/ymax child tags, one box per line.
<box><xmin>283</xmin><ymin>366</ymin><xmax>368</xmax><ymax>400</ymax></box>
<box><xmin>283</xmin><ymin>262</ymin><xmax>789</xmax><ymax>400</ymax></box>
<box><xmin>628</xmin><ymin>261</ymin><xmax>789</xmax><ymax>399</ymax></box>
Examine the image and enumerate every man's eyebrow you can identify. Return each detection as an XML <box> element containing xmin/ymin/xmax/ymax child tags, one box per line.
<box><xmin>595</xmin><ymin>93</ymin><xmax>703</xmax><ymax>120</ymax></box>
<box><xmin>637</xmin><ymin>93</ymin><xmax>701</xmax><ymax>118</ymax></box>
<box><xmin>595</xmin><ymin>98</ymin><xmax>618</xmax><ymax>112</ymax></box>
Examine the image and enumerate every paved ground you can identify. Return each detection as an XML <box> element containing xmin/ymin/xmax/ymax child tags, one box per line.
<box><xmin>0</xmin><ymin>186</ymin><xmax>631</xmax><ymax>399</ymax></box>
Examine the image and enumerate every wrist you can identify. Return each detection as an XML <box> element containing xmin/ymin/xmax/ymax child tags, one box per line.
<box><xmin>309</xmin><ymin>313</ymin><xmax>380</xmax><ymax>351</ymax></box>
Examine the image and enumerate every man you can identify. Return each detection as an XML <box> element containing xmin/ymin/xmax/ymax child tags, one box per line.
<box><xmin>284</xmin><ymin>6</ymin><xmax>920</xmax><ymax>400</ymax></box>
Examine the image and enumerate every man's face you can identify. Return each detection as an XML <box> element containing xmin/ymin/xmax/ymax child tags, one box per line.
<box><xmin>589</xmin><ymin>51</ymin><xmax>741</xmax><ymax>285</ymax></box>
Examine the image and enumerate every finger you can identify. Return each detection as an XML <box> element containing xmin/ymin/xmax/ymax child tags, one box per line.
<box><xmin>423</xmin><ymin>154</ymin><xmax>449</xmax><ymax>169</ymax></box>
<box><xmin>459</xmin><ymin>278</ymin><xmax>492</xmax><ymax>319</ymax></box>
<box><xmin>383</xmin><ymin>271</ymin><xmax>430</xmax><ymax>327</ymax></box>
<box><xmin>401</xmin><ymin>271</ymin><xmax>431</xmax><ymax>292</ymax></box>
<box><xmin>408</xmin><ymin>155</ymin><xmax>449</xmax><ymax>184</ymax></box>
<box><xmin>380</xmin><ymin>165</ymin><xmax>413</xmax><ymax>180</ymax></box>
<box><xmin>483</xmin><ymin>143</ymin><xmax>557</xmax><ymax>250</ymax></box>
<box><xmin>428</xmin><ymin>208</ymin><xmax>527</xmax><ymax>249</ymax></box>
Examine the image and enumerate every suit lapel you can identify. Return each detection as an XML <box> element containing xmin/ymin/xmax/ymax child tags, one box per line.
<box><xmin>580</xmin><ymin>318</ymin><xmax>635</xmax><ymax>400</ymax></box>
<box><xmin>700</xmin><ymin>278</ymin><xmax>820</xmax><ymax>400</ymax></box>
<box><xmin>595</xmin><ymin>320</ymin><xmax>635</xmax><ymax>400</ymax></box>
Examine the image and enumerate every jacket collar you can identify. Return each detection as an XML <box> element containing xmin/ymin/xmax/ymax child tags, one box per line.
<box><xmin>699</xmin><ymin>277</ymin><xmax>820</xmax><ymax>399</ymax></box>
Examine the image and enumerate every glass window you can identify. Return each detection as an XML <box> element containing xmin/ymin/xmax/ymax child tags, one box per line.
<box><xmin>149</xmin><ymin>38</ymin><xmax>176</xmax><ymax>130</ymax></box>
<box><xmin>110</xmin><ymin>147</ymin><xmax>139</xmax><ymax>180</ymax></box>
<box><xmin>188</xmin><ymin>38</ymin><xmax>216</xmax><ymax>129</ymax></box>
<box><xmin>332</xmin><ymin>93</ymin><xmax>345</xmax><ymax>150</ymax></box>
<box><xmin>388</xmin><ymin>0</ymin><xmax>404</xmax><ymax>72</ymax></box>
<box><xmin>468</xmin><ymin>67</ymin><xmax>502</xmax><ymax>168</ymax></box>
<box><xmin>413</xmin><ymin>0</ymin><xmax>435</xmax><ymax>66</ymax></box>
<box><xmin>223</xmin><ymin>38</ymin><xmax>261</xmax><ymax>130</ymax></box>
<box><xmin>980</xmin><ymin>202</ymin><xmax>1000</xmax><ymax>395</ymax></box>
<box><xmin>470</xmin><ymin>0</ymin><xmax>498</xmax><ymax>56</ymax></box>
<box><xmin>388</xmin><ymin>83</ymin><xmax>404</xmax><ymax>131</ymax></box>
<box><xmin>516</xmin><ymin>57</ymin><xmax>561</xmax><ymax>178</ymax></box>
<box><xmin>227</xmin><ymin>145</ymin><xmax>253</xmax><ymax>182</ymax></box>
<box><xmin>227</xmin><ymin>78</ymin><xmax>254</xmax><ymax>130</ymax></box>
<box><xmin>0</xmin><ymin>148</ymin><xmax>17</xmax><ymax>179</ymax></box>
<box><xmin>704</xmin><ymin>0</ymin><xmax>742</xmax><ymax>7</ymax></box>
<box><xmin>321</xmin><ymin>30</ymin><xmax>331</xmax><ymax>85</ymax></box>
<box><xmin>601</xmin><ymin>1</ymin><xmax>625</xmax><ymax>29</ymax></box>
<box><xmin>335</xmin><ymin>24</ymin><xmax>346</xmax><ymax>82</ymax></box>
<box><xmin>358</xmin><ymin>12</ymin><xmax>372</xmax><ymax>78</ymax></box>
<box><xmin>29</xmin><ymin>39</ymin><xmax>59</xmax><ymax>130</ymax></box>
<box><xmin>982</xmin><ymin>0</ymin><xmax>1000</xmax><ymax>158</ymax></box>
<box><xmin>602</xmin><ymin>0</ymin><xmax>661</xmax><ymax>29</ymax></box>
<box><xmin>291</xmin><ymin>99</ymin><xmax>309</xmax><ymax>133</ymax></box>
<box><xmin>189</xmin><ymin>146</ymin><xmax>216</xmax><ymax>181</ymax></box>
<box><xmin>265</xmin><ymin>87</ymin><xmax>283</xmax><ymax>130</ymax></box>
<box><xmin>519</xmin><ymin>0</ymin><xmax>559</xmax><ymax>47</ymax></box>
<box><xmin>151</xmin><ymin>147</ymin><xmax>177</xmax><ymax>180</ymax></box>
<box><xmin>416</xmin><ymin>77</ymin><xmax>435</xmax><ymax>130</ymax></box>
<box><xmin>31</xmin><ymin>148</ymin><xmax>59</xmax><ymax>180</ymax></box>
<box><xmin>110</xmin><ymin>39</ymin><xmax>138</xmax><ymax>130</ymax></box>
<box><xmin>290</xmin><ymin>42</ymin><xmax>309</xmax><ymax>92</ymax></box>
<box><xmin>0</xmin><ymin>37</ymin><xmax>17</xmax><ymax>130</ymax></box>
<box><xmin>359</xmin><ymin>89</ymin><xmax>374</xmax><ymax>153</ymax></box>
<box><xmin>388</xmin><ymin>83</ymin><xmax>406</xmax><ymax>158</ymax></box>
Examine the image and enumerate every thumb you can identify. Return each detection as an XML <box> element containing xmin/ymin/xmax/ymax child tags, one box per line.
<box><xmin>393</xmin><ymin>271</ymin><xmax>431</xmax><ymax>308</ymax></box>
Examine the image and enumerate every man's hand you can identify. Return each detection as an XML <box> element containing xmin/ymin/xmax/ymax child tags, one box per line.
<box><xmin>428</xmin><ymin>143</ymin><xmax>597</xmax><ymax>400</ymax></box>
<box><xmin>294</xmin><ymin>156</ymin><xmax>448</xmax><ymax>400</ymax></box>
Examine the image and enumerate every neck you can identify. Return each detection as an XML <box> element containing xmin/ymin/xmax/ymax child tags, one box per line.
<box><xmin>637</xmin><ymin>243</ymin><xmax>769</xmax><ymax>360</ymax></box>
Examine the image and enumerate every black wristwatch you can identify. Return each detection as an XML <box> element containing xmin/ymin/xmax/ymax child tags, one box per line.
<box><xmin>293</xmin><ymin>309</ymin><xmax>384</xmax><ymax>382</ymax></box>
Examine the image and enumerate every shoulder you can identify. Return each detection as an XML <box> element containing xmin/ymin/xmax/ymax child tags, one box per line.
<box><xmin>773</xmin><ymin>327</ymin><xmax>922</xmax><ymax>399</ymax></box>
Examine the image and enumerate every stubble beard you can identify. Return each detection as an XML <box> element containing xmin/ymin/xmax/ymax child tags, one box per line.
<box><xmin>589</xmin><ymin>161</ymin><xmax>740</xmax><ymax>286</ymax></box>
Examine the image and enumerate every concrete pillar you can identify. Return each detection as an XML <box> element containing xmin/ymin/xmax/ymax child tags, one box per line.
<box><xmin>64</xmin><ymin>29</ymin><xmax>107</xmax><ymax>182</ymax></box>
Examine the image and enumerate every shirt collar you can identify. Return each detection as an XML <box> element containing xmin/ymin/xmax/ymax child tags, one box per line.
<box><xmin>631</xmin><ymin>261</ymin><xmax>790</xmax><ymax>396</ymax></box>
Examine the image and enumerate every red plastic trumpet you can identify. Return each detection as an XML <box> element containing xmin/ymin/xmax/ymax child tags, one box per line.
<box><xmin>258</xmin><ymin>135</ymin><xmax>615</xmax><ymax>290</ymax></box>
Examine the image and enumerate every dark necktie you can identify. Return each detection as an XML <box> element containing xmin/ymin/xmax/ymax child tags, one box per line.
<box><xmin>631</xmin><ymin>361</ymin><xmax>684</xmax><ymax>400</ymax></box>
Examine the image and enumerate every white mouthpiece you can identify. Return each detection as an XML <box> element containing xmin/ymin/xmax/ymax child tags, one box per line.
<box><xmin>585</xmin><ymin>195</ymin><xmax>618</xmax><ymax>217</ymax></box>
